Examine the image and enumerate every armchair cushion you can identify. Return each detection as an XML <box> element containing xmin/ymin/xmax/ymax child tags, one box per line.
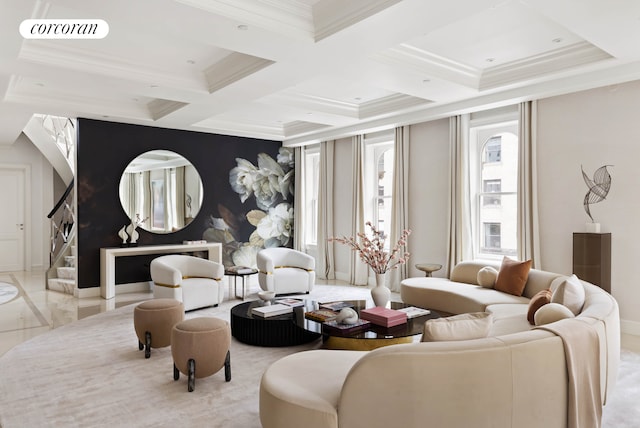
<box><xmin>257</xmin><ymin>248</ymin><xmax>315</xmax><ymax>295</ymax></box>
<box><xmin>150</xmin><ymin>255</ymin><xmax>224</xmax><ymax>311</ymax></box>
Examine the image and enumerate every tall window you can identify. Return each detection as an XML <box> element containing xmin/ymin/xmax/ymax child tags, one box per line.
<box><xmin>472</xmin><ymin>121</ymin><xmax>518</xmax><ymax>258</ymax></box>
<box><xmin>303</xmin><ymin>147</ymin><xmax>320</xmax><ymax>246</ymax></box>
<box><xmin>365</xmin><ymin>134</ymin><xmax>393</xmax><ymax>246</ymax></box>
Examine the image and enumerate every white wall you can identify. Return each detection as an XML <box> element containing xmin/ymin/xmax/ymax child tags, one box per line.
<box><xmin>0</xmin><ymin>133</ymin><xmax>53</xmax><ymax>271</ymax></box>
<box><xmin>537</xmin><ymin>80</ymin><xmax>640</xmax><ymax>331</ymax></box>
<box><xmin>407</xmin><ymin>119</ymin><xmax>450</xmax><ymax>278</ymax></box>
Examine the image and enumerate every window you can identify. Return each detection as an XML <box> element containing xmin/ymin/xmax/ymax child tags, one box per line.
<box><xmin>483</xmin><ymin>222</ymin><xmax>501</xmax><ymax>252</ymax></box>
<box><xmin>471</xmin><ymin>119</ymin><xmax>518</xmax><ymax>258</ymax></box>
<box><xmin>364</xmin><ymin>133</ymin><xmax>393</xmax><ymax>246</ymax></box>
<box><xmin>482</xmin><ymin>179</ymin><xmax>501</xmax><ymax>206</ymax></box>
<box><xmin>304</xmin><ymin>147</ymin><xmax>320</xmax><ymax>245</ymax></box>
<box><xmin>484</xmin><ymin>137</ymin><xmax>502</xmax><ymax>163</ymax></box>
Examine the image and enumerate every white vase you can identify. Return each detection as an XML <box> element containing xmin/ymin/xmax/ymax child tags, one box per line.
<box><xmin>126</xmin><ymin>223</ymin><xmax>139</xmax><ymax>245</ymax></box>
<box><xmin>118</xmin><ymin>226</ymin><xmax>128</xmax><ymax>245</ymax></box>
<box><xmin>371</xmin><ymin>272</ymin><xmax>391</xmax><ymax>307</ymax></box>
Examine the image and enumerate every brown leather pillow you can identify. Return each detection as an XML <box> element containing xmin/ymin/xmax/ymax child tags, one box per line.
<box><xmin>494</xmin><ymin>257</ymin><xmax>532</xmax><ymax>296</ymax></box>
<box><xmin>527</xmin><ymin>288</ymin><xmax>552</xmax><ymax>325</ymax></box>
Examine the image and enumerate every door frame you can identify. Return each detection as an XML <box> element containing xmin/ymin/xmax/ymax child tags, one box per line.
<box><xmin>0</xmin><ymin>164</ymin><xmax>31</xmax><ymax>271</ymax></box>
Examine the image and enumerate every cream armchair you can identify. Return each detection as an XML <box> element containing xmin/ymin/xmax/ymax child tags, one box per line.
<box><xmin>150</xmin><ymin>255</ymin><xmax>224</xmax><ymax>311</ymax></box>
<box><xmin>257</xmin><ymin>248</ymin><xmax>315</xmax><ymax>295</ymax></box>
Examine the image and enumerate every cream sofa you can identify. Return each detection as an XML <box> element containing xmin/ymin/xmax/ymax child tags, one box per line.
<box><xmin>259</xmin><ymin>261</ymin><xmax>620</xmax><ymax>428</ymax></box>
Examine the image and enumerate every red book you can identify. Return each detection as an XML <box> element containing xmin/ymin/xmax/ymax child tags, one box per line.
<box><xmin>360</xmin><ymin>307</ymin><xmax>408</xmax><ymax>327</ymax></box>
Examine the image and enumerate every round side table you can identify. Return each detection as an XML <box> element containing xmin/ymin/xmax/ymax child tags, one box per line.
<box><xmin>415</xmin><ymin>263</ymin><xmax>442</xmax><ymax>277</ymax></box>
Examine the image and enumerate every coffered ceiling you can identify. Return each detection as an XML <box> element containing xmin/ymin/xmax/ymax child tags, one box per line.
<box><xmin>1</xmin><ymin>0</ymin><xmax>640</xmax><ymax>146</ymax></box>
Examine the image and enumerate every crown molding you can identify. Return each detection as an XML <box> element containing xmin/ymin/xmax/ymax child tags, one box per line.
<box><xmin>313</xmin><ymin>0</ymin><xmax>401</xmax><ymax>42</ymax></box>
<box><xmin>373</xmin><ymin>44</ymin><xmax>480</xmax><ymax>88</ymax></box>
<box><xmin>283</xmin><ymin>120</ymin><xmax>329</xmax><ymax>138</ymax></box>
<box><xmin>359</xmin><ymin>93</ymin><xmax>431</xmax><ymax>119</ymax></box>
<box><xmin>19</xmin><ymin>42</ymin><xmax>205</xmax><ymax>92</ymax></box>
<box><xmin>193</xmin><ymin>116</ymin><xmax>283</xmax><ymax>140</ymax></box>
<box><xmin>480</xmin><ymin>42</ymin><xmax>613</xmax><ymax>90</ymax></box>
<box><xmin>175</xmin><ymin>0</ymin><xmax>314</xmax><ymax>40</ymax></box>
<box><xmin>204</xmin><ymin>52</ymin><xmax>275</xmax><ymax>94</ymax></box>
<box><xmin>147</xmin><ymin>99</ymin><xmax>189</xmax><ymax>120</ymax></box>
<box><xmin>266</xmin><ymin>91</ymin><xmax>358</xmax><ymax>118</ymax></box>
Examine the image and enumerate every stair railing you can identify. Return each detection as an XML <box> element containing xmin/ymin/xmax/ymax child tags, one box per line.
<box><xmin>48</xmin><ymin>179</ymin><xmax>75</xmax><ymax>266</ymax></box>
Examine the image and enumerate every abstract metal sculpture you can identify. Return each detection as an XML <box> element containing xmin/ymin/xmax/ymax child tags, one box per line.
<box><xmin>581</xmin><ymin>165</ymin><xmax>612</xmax><ymax>222</ymax></box>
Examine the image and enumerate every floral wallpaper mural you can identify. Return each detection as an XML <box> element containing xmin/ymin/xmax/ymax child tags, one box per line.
<box><xmin>203</xmin><ymin>147</ymin><xmax>295</xmax><ymax>268</ymax></box>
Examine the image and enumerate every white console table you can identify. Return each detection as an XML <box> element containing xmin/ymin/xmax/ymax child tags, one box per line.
<box><xmin>100</xmin><ymin>243</ymin><xmax>222</xmax><ymax>299</ymax></box>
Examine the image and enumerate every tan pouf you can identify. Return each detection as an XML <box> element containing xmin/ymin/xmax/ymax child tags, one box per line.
<box><xmin>134</xmin><ymin>298</ymin><xmax>184</xmax><ymax>359</ymax></box>
<box><xmin>171</xmin><ymin>317</ymin><xmax>231</xmax><ymax>392</ymax></box>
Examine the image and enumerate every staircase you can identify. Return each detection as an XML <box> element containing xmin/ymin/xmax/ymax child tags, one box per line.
<box><xmin>23</xmin><ymin>114</ymin><xmax>78</xmax><ymax>295</ymax></box>
<box><xmin>47</xmin><ymin>246</ymin><xmax>76</xmax><ymax>294</ymax></box>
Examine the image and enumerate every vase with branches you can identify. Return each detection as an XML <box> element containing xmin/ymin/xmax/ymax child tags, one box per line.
<box><xmin>330</xmin><ymin>221</ymin><xmax>411</xmax><ymax>306</ymax></box>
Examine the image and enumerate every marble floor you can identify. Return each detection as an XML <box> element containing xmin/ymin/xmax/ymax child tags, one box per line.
<box><xmin>2</xmin><ymin>269</ymin><xmax>640</xmax><ymax>357</ymax></box>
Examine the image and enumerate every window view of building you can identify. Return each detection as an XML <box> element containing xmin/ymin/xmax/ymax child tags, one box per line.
<box><xmin>473</xmin><ymin>124</ymin><xmax>518</xmax><ymax>258</ymax></box>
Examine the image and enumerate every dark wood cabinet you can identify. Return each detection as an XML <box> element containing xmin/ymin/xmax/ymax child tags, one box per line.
<box><xmin>572</xmin><ymin>233</ymin><xmax>611</xmax><ymax>293</ymax></box>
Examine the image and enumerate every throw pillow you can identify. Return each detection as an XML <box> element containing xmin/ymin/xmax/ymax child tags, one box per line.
<box><xmin>477</xmin><ymin>266</ymin><xmax>499</xmax><ymax>288</ymax></box>
<box><xmin>534</xmin><ymin>303</ymin><xmax>575</xmax><ymax>326</ymax></box>
<box><xmin>550</xmin><ymin>274</ymin><xmax>585</xmax><ymax>315</ymax></box>
<box><xmin>421</xmin><ymin>312</ymin><xmax>493</xmax><ymax>342</ymax></box>
<box><xmin>527</xmin><ymin>288</ymin><xmax>552</xmax><ymax>325</ymax></box>
<box><xmin>494</xmin><ymin>257</ymin><xmax>532</xmax><ymax>296</ymax></box>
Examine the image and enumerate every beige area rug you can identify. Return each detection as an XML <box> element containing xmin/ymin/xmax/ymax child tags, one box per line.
<box><xmin>0</xmin><ymin>284</ymin><xmax>372</xmax><ymax>428</ymax></box>
<box><xmin>0</xmin><ymin>283</ymin><xmax>638</xmax><ymax>428</ymax></box>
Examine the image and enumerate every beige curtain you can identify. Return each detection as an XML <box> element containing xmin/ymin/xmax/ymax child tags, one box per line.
<box><xmin>518</xmin><ymin>101</ymin><xmax>541</xmax><ymax>268</ymax></box>
<box><xmin>293</xmin><ymin>147</ymin><xmax>305</xmax><ymax>251</ymax></box>
<box><xmin>389</xmin><ymin>126</ymin><xmax>410</xmax><ymax>291</ymax></box>
<box><xmin>317</xmin><ymin>141</ymin><xmax>336</xmax><ymax>279</ymax></box>
<box><xmin>175</xmin><ymin>166</ymin><xmax>185</xmax><ymax>229</ymax></box>
<box><xmin>141</xmin><ymin>171</ymin><xmax>152</xmax><ymax>226</ymax></box>
<box><xmin>446</xmin><ymin>114</ymin><xmax>473</xmax><ymax>277</ymax></box>
<box><xmin>350</xmin><ymin>135</ymin><xmax>368</xmax><ymax>285</ymax></box>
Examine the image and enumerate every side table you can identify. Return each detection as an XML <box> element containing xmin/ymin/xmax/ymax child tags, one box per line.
<box><xmin>415</xmin><ymin>263</ymin><xmax>442</xmax><ymax>277</ymax></box>
<box><xmin>225</xmin><ymin>267</ymin><xmax>258</xmax><ymax>300</ymax></box>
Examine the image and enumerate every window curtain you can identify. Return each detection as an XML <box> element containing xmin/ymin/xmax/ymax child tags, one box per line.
<box><xmin>175</xmin><ymin>166</ymin><xmax>186</xmax><ymax>229</ymax></box>
<box><xmin>350</xmin><ymin>135</ymin><xmax>368</xmax><ymax>285</ymax></box>
<box><xmin>164</xmin><ymin>168</ymin><xmax>174</xmax><ymax>231</ymax></box>
<box><xmin>446</xmin><ymin>114</ymin><xmax>473</xmax><ymax>277</ymax></box>
<box><xmin>141</xmin><ymin>171</ymin><xmax>152</xmax><ymax>227</ymax></box>
<box><xmin>518</xmin><ymin>101</ymin><xmax>541</xmax><ymax>268</ymax></box>
<box><xmin>388</xmin><ymin>125</ymin><xmax>410</xmax><ymax>291</ymax></box>
<box><xmin>316</xmin><ymin>140</ymin><xmax>336</xmax><ymax>279</ymax></box>
<box><xmin>121</xmin><ymin>172</ymin><xmax>136</xmax><ymax>220</ymax></box>
<box><xmin>293</xmin><ymin>147</ymin><xmax>305</xmax><ymax>251</ymax></box>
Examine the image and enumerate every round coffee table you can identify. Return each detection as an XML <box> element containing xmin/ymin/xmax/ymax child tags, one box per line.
<box><xmin>230</xmin><ymin>300</ymin><xmax>321</xmax><ymax>347</ymax></box>
<box><xmin>304</xmin><ymin>300</ymin><xmax>441</xmax><ymax>350</ymax></box>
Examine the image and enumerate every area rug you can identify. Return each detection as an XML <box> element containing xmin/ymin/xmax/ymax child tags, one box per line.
<box><xmin>0</xmin><ymin>284</ymin><xmax>638</xmax><ymax>427</ymax></box>
<box><xmin>0</xmin><ymin>282</ymin><xmax>19</xmax><ymax>305</ymax></box>
<box><xmin>0</xmin><ymin>284</ymin><xmax>371</xmax><ymax>428</ymax></box>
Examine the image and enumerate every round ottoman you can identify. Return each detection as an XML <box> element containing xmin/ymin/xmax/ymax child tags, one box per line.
<box><xmin>133</xmin><ymin>298</ymin><xmax>184</xmax><ymax>359</ymax></box>
<box><xmin>171</xmin><ymin>317</ymin><xmax>231</xmax><ymax>392</ymax></box>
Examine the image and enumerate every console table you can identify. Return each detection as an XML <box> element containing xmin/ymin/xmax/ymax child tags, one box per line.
<box><xmin>100</xmin><ymin>243</ymin><xmax>222</xmax><ymax>299</ymax></box>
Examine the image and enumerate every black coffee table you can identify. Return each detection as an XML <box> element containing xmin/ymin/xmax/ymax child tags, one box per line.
<box><xmin>230</xmin><ymin>299</ymin><xmax>439</xmax><ymax>349</ymax></box>
<box><xmin>230</xmin><ymin>300</ymin><xmax>321</xmax><ymax>347</ymax></box>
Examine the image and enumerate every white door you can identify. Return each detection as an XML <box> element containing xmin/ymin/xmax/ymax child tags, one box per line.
<box><xmin>0</xmin><ymin>169</ymin><xmax>25</xmax><ymax>271</ymax></box>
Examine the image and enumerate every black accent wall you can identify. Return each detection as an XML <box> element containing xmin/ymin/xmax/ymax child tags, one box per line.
<box><xmin>77</xmin><ymin>119</ymin><xmax>289</xmax><ymax>289</ymax></box>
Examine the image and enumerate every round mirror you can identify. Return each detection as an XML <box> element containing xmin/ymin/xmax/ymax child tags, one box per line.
<box><xmin>119</xmin><ymin>150</ymin><xmax>203</xmax><ymax>234</ymax></box>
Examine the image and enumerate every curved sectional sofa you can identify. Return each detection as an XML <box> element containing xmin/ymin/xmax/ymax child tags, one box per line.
<box><xmin>259</xmin><ymin>261</ymin><xmax>620</xmax><ymax>428</ymax></box>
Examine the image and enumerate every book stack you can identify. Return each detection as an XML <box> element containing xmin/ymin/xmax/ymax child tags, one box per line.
<box><xmin>319</xmin><ymin>301</ymin><xmax>355</xmax><ymax>311</ymax></box>
<box><xmin>322</xmin><ymin>319</ymin><xmax>371</xmax><ymax>336</ymax></box>
<box><xmin>226</xmin><ymin>266</ymin><xmax>257</xmax><ymax>275</ymax></box>
<box><xmin>304</xmin><ymin>309</ymin><xmax>339</xmax><ymax>322</ymax></box>
<box><xmin>250</xmin><ymin>303</ymin><xmax>293</xmax><ymax>318</ymax></box>
<box><xmin>275</xmin><ymin>298</ymin><xmax>305</xmax><ymax>307</ymax></box>
<box><xmin>396</xmin><ymin>306</ymin><xmax>431</xmax><ymax>319</ymax></box>
<box><xmin>360</xmin><ymin>307</ymin><xmax>408</xmax><ymax>327</ymax></box>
